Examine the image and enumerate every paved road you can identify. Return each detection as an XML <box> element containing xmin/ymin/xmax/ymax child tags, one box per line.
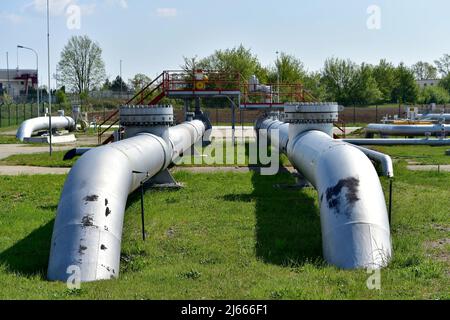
<box><xmin>0</xmin><ymin>165</ymin><xmax>70</xmax><ymax>175</ymax></box>
<box><xmin>0</xmin><ymin>144</ymin><xmax>75</xmax><ymax>160</ymax></box>
<box><xmin>407</xmin><ymin>165</ymin><xmax>450</xmax><ymax>172</ymax></box>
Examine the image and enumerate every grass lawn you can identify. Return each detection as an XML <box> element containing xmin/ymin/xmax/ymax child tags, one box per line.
<box><xmin>0</xmin><ymin>151</ymin><xmax>76</xmax><ymax>168</ymax></box>
<box><xmin>0</xmin><ymin>141</ymin><xmax>292</xmax><ymax>168</ymax></box>
<box><xmin>0</xmin><ymin>135</ymin><xmax>20</xmax><ymax>144</ymax></box>
<box><xmin>372</xmin><ymin>146</ymin><xmax>450</xmax><ymax>165</ymax></box>
<box><xmin>0</xmin><ymin>160</ymin><xmax>448</xmax><ymax>299</ymax></box>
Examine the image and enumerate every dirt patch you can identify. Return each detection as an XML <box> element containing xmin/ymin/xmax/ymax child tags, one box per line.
<box><xmin>424</xmin><ymin>238</ymin><xmax>450</xmax><ymax>271</ymax></box>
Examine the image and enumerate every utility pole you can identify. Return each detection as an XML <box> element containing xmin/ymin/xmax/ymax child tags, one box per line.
<box><xmin>18</xmin><ymin>45</ymin><xmax>40</xmax><ymax>117</ymax></box>
<box><xmin>120</xmin><ymin>59</ymin><xmax>123</xmax><ymax>98</ymax></box>
<box><xmin>47</xmin><ymin>0</ymin><xmax>52</xmax><ymax>155</ymax></box>
<box><xmin>276</xmin><ymin>51</ymin><xmax>280</xmax><ymax>103</ymax></box>
<box><xmin>6</xmin><ymin>52</ymin><xmax>11</xmax><ymax>96</ymax></box>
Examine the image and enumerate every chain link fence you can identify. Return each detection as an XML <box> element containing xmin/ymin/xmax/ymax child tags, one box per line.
<box><xmin>0</xmin><ymin>102</ymin><xmax>40</xmax><ymax>128</ymax></box>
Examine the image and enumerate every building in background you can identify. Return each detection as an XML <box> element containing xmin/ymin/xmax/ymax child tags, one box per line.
<box><xmin>416</xmin><ymin>79</ymin><xmax>441</xmax><ymax>89</ymax></box>
<box><xmin>0</xmin><ymin>69</ymin><xmax>38</xmax><ymax>98</ymax></box>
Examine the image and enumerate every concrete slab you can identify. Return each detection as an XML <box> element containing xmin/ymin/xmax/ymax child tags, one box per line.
<box><xmin>24</xmin><ymin>134</ymin><xmax>77</xmax><ymax>144</ymax></box>
<box><xmin>407</xmin><ymin>165</ymin><xmax>450</xmax><ymax>172</ymax></box>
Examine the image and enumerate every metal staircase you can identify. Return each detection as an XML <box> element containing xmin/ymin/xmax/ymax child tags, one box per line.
<box><xmin>97</xmin><ymin>72</ymin><xmax>167</xmax><ymax>144</ymax></box>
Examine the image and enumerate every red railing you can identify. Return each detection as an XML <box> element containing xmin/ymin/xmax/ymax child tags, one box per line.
<box><xmin>97</xmin><ymin>70</ymin><xmax>316</xmax><ymax>144</ymax></box>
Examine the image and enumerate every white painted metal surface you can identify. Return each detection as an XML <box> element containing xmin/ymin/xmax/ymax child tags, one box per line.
<box><xmin>47</xmin><ymin>120</ymin><xmax>205</xmax><ymax>282</ymax></box>
<box><xmin>16</xmin><ymin>116</ymin><xmax>75</xmax><ymax>141</ymax></box>
<box><xmin>257</xmin><ymin>113</ymin><xmax>392</xmax><ymax>269</ymax></box>
<box><xmin>366</xmin><ymin>123</ymin><xmax>450</xmax><ymax>137</ymax></box>
<box><xmin>343</xmin><ymin>138</ymin><xmax>450</xmax><ymax>146</ymax></box>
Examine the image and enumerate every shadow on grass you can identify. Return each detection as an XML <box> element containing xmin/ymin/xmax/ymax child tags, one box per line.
<box><xmin>0</xmin><ymin>220</ymin><xmax>54</xmax><ymax>278</ymax></box>
<box><xmin>224</xmin><ymin>167</ymin><xmax>323</xmax><ymax>266</ymax></box>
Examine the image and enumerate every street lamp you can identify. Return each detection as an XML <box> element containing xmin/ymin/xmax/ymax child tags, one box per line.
<box><xmin>17</xmin><ymin>45</ymin><xmax>40</xmax><ymax>117</ymax></box>
<box><xmin>46</xmin><ymin>0</ymin><xmax>52</xmax><ymax>156</ymax></box>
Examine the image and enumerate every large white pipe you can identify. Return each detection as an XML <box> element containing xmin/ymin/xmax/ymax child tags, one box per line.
<box><xmin>16</xmin><ymin>116</ymin><xmax>75</xmax><ymax>141</ymax></box>
<box><xmin>343</xmin><ymin>138</ymin><xmax>450</xmax><ymax>146</ymax></box>
<box><xmin>365</xmin><ymin>123</ymin><xmax>450</xmax><ymax>137</ymax></box>
<box><xmin>351</xmin><ymin>145</ymin><xmax>394</xmax><ymax>178</ymax></box>
<box><xmin>47</xmin><ymin>120</ymin><xmax>205</xmax><ymax>282</ymax></box>
<box><xmin>418</xmin><ymin>113</ymin><xmax>450</xmax><ymax>122</ymax></box>
<box><xmin>257</xmin><ymin>118</ymin><xmax>392</xmax><ymax>269</ymax></box>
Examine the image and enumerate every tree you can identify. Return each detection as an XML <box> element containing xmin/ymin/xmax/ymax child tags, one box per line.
<box><xmin>196</xmin><ymin>45</ymin><xmax>266</xmax><ymax>82</ymax></box>
<box><xmin>302</xmin><ymin>71</ymin><xmax>327</xmax><ymax>101</ymax></box>
<box><xmin>439</xmin><ymin>73</ymin><xmax>450</xmax><ymax>94</ymax></box>
<box><xmin>411</xmin><ymin>61</ymin><xmax>438</xmax><ymax>80</ymax></box>
<box><xmin>352</xmin><ymin>63</ymin><xmax>382</xmax><ymax>105</ymax></box>
<box><xmin>321</xmin><ymin>58</ymin><xmax>360</xmax><ymax>105</ymax></box>
<box><xmin>57</xmin><ymin>35</ymin><xmax>106</xmax><ymax>95</ymax></box>
<box><xmin>419</xmin><ymin>86</ymin><xmax>450</xmax><ymax>104</ymax></box>
<box><xmin>434</xmin><ymin>54</ymin><xmax>450</xmax><ymax>77</ymax></box>
<box><xmin>102</xmin><ymin>78</ymin><xmax>112</xmax><ymax>91</ymax></box>
<box><xmin>129</xmin><ymin>73</ymin><xmax>151</xmax><ymax>92</ymax></box>
<box><xmin>392</xmin><ymin>63</ymin><xmax>419</xmax><ymax>103</ymax></box>
<box><xmin>55</xmin><ymin>86</ymin><xmax>69</xmax><ymax>106</ymax></box>
<box><xmin>372</xmin><ymin>59</ymin><xmax>396</xmax><ymax>103</ymax></box>
<box><xmin>268</xmin><ymin>52</ymin><xmax>307</xmax><ymax>84</ymax></box>
<box><xmin>110</xmin><ymin>76</ymin><xmax>128</xmax><ymax>92</ymax></box>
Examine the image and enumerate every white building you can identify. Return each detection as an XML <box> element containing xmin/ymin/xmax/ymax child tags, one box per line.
<box><xmin>0</xmin><ymin>69</ymin><xmax>38</xmax><ymax>97</ymax></box>
<box><xmin>416</xmin><ymin>79</ymin><xmax>441</xmax><ymax>89</ymax></box>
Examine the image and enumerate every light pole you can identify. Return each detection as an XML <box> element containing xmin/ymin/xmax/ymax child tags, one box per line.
<box><xmin>46</xmin><ymin>0</ymin><xmax>52</xmax><ymax>155</ymax></box>
<box><xmin>276</xmin><ymin>51</ymin><xmax>280</xmax><ymax>103</ymax></box>
<box><xmin>18</xmin><ymin>45</ymin><xmax>40</xmax><ymax>117</ymax></box>
<box><xmin>120</xmin><ymin>59</ymin><xmax>123</xmax><ymax>98</ymax></box>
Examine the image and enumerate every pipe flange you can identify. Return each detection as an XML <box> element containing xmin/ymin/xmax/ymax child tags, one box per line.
<box><xmin>283</xmin><ymin>102</ymin><xmax>339</xmax><ymax>124</ymax></box>
<box><xmin>119</xmin><ymin>105</ymin><xmax>174</xmax><ymax>126</ymax></box>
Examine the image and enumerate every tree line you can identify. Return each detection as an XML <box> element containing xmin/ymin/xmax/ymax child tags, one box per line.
<box><xmin>54</xmin><ymin>35</ymin><xmax>450</xmax><ymax>107</ymax></box>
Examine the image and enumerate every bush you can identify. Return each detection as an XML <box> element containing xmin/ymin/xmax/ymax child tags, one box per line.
<box><xmin>418</xmin><ymin>86</ymin><xmax>450</xmax><ymax>104</ymax></box>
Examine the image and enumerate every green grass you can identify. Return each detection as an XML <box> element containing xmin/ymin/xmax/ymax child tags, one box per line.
<box><xmin>0</xmin><ymin>161</ymin><xmax>448</xmax><ymax>299</ymax></box>
<box><xmin>0</xmin><ymin>135</ymin><xmax>20</xmax><ymax>144</ymax></box>
<box><xmin>0</xmin><ymin>141</ymin><xmax>291</xmax><ymax>168</ymax></box>
<box><xmin>0</xmin><ymin>151</ymin><xmax>76</xmax><ymax>168</ymax></box>
<box><xmin>372</xmin><ymin>145</ymin><xmax>450</xmax><ymax>165</ymax></box>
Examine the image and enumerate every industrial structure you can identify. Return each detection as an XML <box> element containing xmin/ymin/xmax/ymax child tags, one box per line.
<box><xmin>0</xmin><ymin>69</ymin><xmax>38</xmax><ymax>98</ymax></box>
<box><xmin>16</xmin><ymin>112</ymin><xmax>75</xmax><ymax>143</ymax></box>
<box><xmin>97</xmin><ymin>70</ymin><xmax>315</xmax><ymax>144</ymax></box>
<box><xmin>48</xmin><ymin>105</ymin><xmax>206</xmax><ymax>281</ymax></box>
<box><xmin>45</xmin><ymin>70</ymin><xmax>450</xmax><ymax>282</ymax></box>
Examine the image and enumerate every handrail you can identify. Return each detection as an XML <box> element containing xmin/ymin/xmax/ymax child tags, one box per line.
<box><xmin>97</xmin><ymin>72</ymin><xmax>166</xmax><ymax>144</ymax></box>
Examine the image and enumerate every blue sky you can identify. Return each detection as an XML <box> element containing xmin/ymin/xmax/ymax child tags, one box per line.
<box><xmin>1</xmin><ymin>0</ymin><xmax>450</xmax><ymax>88</ymax></box>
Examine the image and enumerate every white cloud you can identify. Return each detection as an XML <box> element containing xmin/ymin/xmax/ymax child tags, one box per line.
<box><xmin>105</xmin><ymin>0</ymin><xmax>128</xmax><ymax>9</ymax></box>
<box><xmin>0</xmin><ymin>12</ymin><xmax>25</xmax><ymax>24</ymax></box>
<box><xmin>32</xmin><ymin>0</ymin><xmax>73</xmax><ymax>16</ymax></box>
<box><xmin>80</xmin><ymin>3</ymin><xmax>96</xmax><ymax>15</ymax></box>
<box><xmin>156</xmin><ymin>8</ymin><xmax>177</xmax><ymax>18</ymax></box>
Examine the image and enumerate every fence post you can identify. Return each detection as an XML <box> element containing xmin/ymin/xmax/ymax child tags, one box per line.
<box><xmin>8</xmin><ymin>104</ymin><xmax>11</xmax><ymax>126</ymax></box>
<box><xmin>23</xmin><ymin>103</ymin><xmax>26</xmax><ymax>122</ymax></box>
<box><xmin>375</xmin><ymin>104</ymin><xmax>378</xmax><ymax>123</ymax></box>
<box><xmin>16</xmin><ymin>104</ymin><xmax>19</xmax><ymax>125</ymax></box>
<box><xmin>0</xmin><ymin>103</ymin><xmax>2</xmax><ymax>128</ymax></box>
